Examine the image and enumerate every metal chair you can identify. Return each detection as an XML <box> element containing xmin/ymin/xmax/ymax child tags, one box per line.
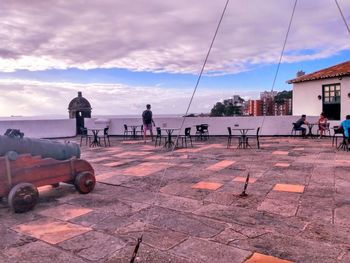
<box><xmin>154</xmin><ymin>127</ymin><xmax>165</xmax><ymax>146</ymax></box>
<box><xmin>201</xmin><ymin>124</ymin><xmax>209</xmax><ymax>140</ymax></box>
<box><xmin>317</xmin><ymin>123</ymin><xmax>331</xmax><ymax>137</ymax></box>
<box><xmin>179</xmin><ymin>127</ymin><xmax>193</xmax><ymax>148</ymax></box>
<box><xmin>337</xmin><ymin>128</ymin><xmax>350</xmax><ymax>151</ymax></box>
<box><xmin>98</xmin><ymin>127</ymin><xmax>111</xmax><ymax>147</ymax></box>
<box><xmin>135</xmin><ymin>125</ymin><xmax>144</xmax><ymax>139</ymax></box>
<box><xmin>246</xmin><ymin>127</ymin><xmax>261</xmax><ymax>149</ymax></box>
<box><xmin>79</xmin><ymin>127</ymin><xmax>91</xmax><ymax>146</ymax></box>
<box><xmin>123</xmin><ymin>124</ymin><xmax>132</xmax><ymax>139</ymax></box>
<box><xmin>291</xmin><ymin>123</ymin><xmax>303</xmax><ymax>137</ymax></box>
<box><xmin>332</xmin><ymin>126</ymin><xmax>343</xmax><ymax>147</ymax></box>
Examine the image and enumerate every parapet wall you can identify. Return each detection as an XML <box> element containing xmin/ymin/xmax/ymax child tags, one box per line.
<box><xmin>0</xmin><ymin>115</ymin><xmax>338</xmax><ymax>139</ymax></box>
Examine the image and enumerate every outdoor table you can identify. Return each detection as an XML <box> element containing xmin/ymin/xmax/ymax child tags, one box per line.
<box><xmin>88</xmin><ymin>128</ymin><xmax>104</xmax><ymax>147</ymax></box>
<box><xmin>128</xmin><ymin>125</ymin><xmax>142</xmax><ymax>139</ymax></box>
<box><xmin>160</xmin><ymin>128</ymin><xmax>180</xmax><ymax>149</ymax></box>
<box><xmin>231</xmin><ymin>128</ymin><xmax>254</xmax><ymax>149</ymax></box>
<box><xmin>306</xmin><ymin>123</ymin><xmax>317</xmax><ymax>138</ymax></box>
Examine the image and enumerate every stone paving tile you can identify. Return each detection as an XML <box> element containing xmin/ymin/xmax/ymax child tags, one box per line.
<box><xmin>297</xmin><ymin>196</ymin><xmax>333</xmax><ymax>223</ymax></box>
<box><xmin>257</xmin><ymin>197</ymin><xmax>299</xmax><ymax>217</ymax></box>
<box><xmin>117</xmin><ymin>221</ymin><xmax>188</xmax><ymax>251</ymax></box>
<box><xmin>192</xmin><ymin>181</ymin><xmax>223</xmax><ymax>190</ymax></box>
<box><xmin>106</xmin><ymin>243</ymin><xmax>192</xmax><ymax>263</ymax></box>
<box><xmin>272</xmin><ymin>151</ymin><xmax>289</xmax><ymax>155</ymax></box>
<box><xmin>89</xmin><ymin>156</ymin><xmax>111</xmax><ymax>163</ymax></box>
<box><xmin>334</xmin><ymin>205</ymin><xmax>350</xmax><ymax>226</ymax></box>
<box><xmin>113</xmin><ymin>151</ymin><xmax>152</xmax><ymax>158</ymax></box>
<box><xmin>155</xmin><ymin>193</ymin><xmax>203</xmax><ymax>213</ymax></box>
<box><xmin>245</xmin><ymin>252</ymin><xmax>294</xmax><ymax>263</ymax></box>
<box><xmin>58</xmin><ymin>231</ymin><xmax>127</xmax><ymax>261</ymax></box>
<box><xmin>170</xmin><ymin>237</ymin><xmax>251</xmax><ymax>263</ymax></box>
<box><xmin>37</xmin><ymin>204</ymin><xmax>93</xmax><ymax>221</ymax></box>
<box><xmin>121</xmin><ymin>162</ymin><xmax>174</xmax><ymax>176</ymax></box>
<box><xmin>203</xmin><ymin>192</ymin><xmax>236</xmax><ymax>205</ymax></box>
<box><xmin>233</xmin><ymin>176</ymin><xmax>257</xmax><ymax>183</ymax></box>
<box><xmin>230</xmin><ymin>232</ymin><xmax>341</xmax><ymax>263</ymax></box>
<box><xmin>96</xmin><ymin>172</ymin><xmax>132</xmax><ymax>185</ymax></box>
<box><xmin>12</xmin><ymin>218</ymin><xmax>91</xmax><ymax>244</ymax></box>
<box><xmin>206</xmin><ymin>160</ymin><xmax>236</xmax><ymax>171</ymax></box>
<box><xmin>103</xmin><ymin>159</ymin><xmax>134</xmax><ymax>167</ymax></box>
<box><xmin>273</xmin><ymin>183</ymin><xmax>305</xmax><ymax>193</ymax></box>
<box><xmin>3</xmin><ymin>241</ymin><xmax>87</xmax><ymax>263</ymax></box>
<box><xmin>274</xmin><ymin>162</ymin><xmax>291</xmax><ymax>167</ymax></box>
<box><xmin>130</xmin><ymin>206</ymin><xmax>226</xmax><ymax>238</ymax></box>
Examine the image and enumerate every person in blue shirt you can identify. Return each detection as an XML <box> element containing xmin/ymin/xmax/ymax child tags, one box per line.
<box><xmin>340</xmin><ymin>115</ymin><xmax>350</xmax><ymax>138</ymax></box>
<box><xmin>294</xmin><ymin>114</ymin><xmax>309</xmax><ymax>137</ymax></box>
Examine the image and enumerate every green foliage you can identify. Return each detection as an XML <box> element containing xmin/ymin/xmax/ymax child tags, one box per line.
<box><xmin>275</xmin><ymin>90</ymin><xmax>292</xmax><ymax>104</ymax></box>
<box><xmin>210</xmin><ymin>100</ymin><xmax>242</xmax><ymax>117</ymax></box>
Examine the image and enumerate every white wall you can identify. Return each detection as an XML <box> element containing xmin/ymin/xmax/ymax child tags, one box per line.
<box><xmin>0</xmin><ymin>119</ymin><xmax>76</xmax><ymax>138</ymax></box>
<box><xmin>293</xmin><ymin>76</ymin><xmax>350</xmax><ymax>120</ymax></box>
<box><xmin>0</xmin><ymin>115</ymin><xmax>341</xmax><ymax>139</ymax></box>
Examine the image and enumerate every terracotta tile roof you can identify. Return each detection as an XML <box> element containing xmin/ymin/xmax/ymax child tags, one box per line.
<box><xmin>287</xmin><ymin>60</ymin><xmax>350</xmax><ymax>84</ymax></box>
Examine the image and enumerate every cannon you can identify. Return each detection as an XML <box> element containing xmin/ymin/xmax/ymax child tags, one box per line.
<box><xmin>0</xmin><ymin>130</ymin><xmax>95</xmax><ymax>213</ymax></box>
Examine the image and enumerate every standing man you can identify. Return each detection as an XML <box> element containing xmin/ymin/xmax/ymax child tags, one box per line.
<box><xmin>142</xmin><ymin>104</ymin><xmax>155</xmax><ymax>142</ymax></box>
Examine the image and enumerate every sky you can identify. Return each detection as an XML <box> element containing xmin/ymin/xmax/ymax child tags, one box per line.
<box><xmin>0</xmin><ymin>0</ymin><xmax>349</xmax><ymax>117</ymax></box>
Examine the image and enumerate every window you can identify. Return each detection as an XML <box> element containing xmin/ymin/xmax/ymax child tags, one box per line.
<box><xmin>322</xmin><ymin>83</ymin><xmax>340</xmax><ymax>120</ymax></box>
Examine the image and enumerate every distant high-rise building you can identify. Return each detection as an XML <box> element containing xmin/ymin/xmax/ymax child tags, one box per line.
<box><xmin>248</xmin><ymin>100</ymin><xmax>262</xmax><ymax>116</ymax></box>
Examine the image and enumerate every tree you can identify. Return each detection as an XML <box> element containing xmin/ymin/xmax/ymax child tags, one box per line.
<box><xmin>275</xmin><ymin>90</ymin><xmax>292</xmax><ymax>104</ymax></box>
<box><xmin>210</xmin><ymin>102</ymin><xmax>225</xmax><ymax>116</ymax></box>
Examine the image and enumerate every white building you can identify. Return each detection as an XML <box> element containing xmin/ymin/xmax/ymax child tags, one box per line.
<box><xmin>288</xmin><ymin>60</ymin><xmax>350</xmax><ymax>121</ymax></box>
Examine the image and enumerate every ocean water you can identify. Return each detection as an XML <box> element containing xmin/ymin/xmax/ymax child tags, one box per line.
<box><xmin>0</xmin><ymin>114</ymin><xmax>184</xmax><ymax>121</ymax></box>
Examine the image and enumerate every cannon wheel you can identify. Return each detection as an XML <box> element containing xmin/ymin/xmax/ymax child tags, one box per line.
<box><xmin>74</xmin><ymin>171</ymin><xmax>96</xmax><ymax>194</ymax></box>
<box><xmin>8</xmin><ymin>183</ymin><xmax>39</xmax><ymax>213</ymax></box>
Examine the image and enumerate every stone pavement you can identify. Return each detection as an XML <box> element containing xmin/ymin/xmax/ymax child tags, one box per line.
<box><xmin>1</xmin><ymin>136</ymin><xmax>350</xmax><ymax>263</ymax></box>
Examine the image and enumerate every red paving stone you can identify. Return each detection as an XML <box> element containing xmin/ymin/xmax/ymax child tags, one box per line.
<box><xmin>245</xmin><ymin>252</ymin><xmax>294</xmax><ymax>263</ymax></box>
<box><xmin>274</xmin><ymin>162</ymin><xmax>291</xmax><ymax>167</ymax></box>
<box><xmin>273</xmin><ymin>183</ymin><xmax>305</xmax><ymax>193</ymax></box>
<box><xmin>37</xmin><ymin>204</ymin><xmax>93</xmax><ymax>221</ymax></box>
<box><xmin>121</xmin><ymin>162</ymin><xmax>174</xmax><ymax>176</ymax></box>
<box><xmin>103</xmin><ymin>160</ymin><xmax>134</xmax><ymax>167</ymax></box>
<box><xmin>233</xmin><ymin>176</ymin><xmax>257</xmax><ymax>183</ymax></box>
<box><xmin>192</xmin><ymin>181</ymin><xmax>223</xmax><ymax>190</ymax></box>
<box><xmin>12</xmin><ymin>218</ymin><xmax>91</xmax><ymax>244</ymax></box>
<box><xmin>113</xmin><ymin>151</ymin><xmax>152</xmax><ymax>158</ymax></box>
<box><xmin>272</xmin><ymin>151</ymin><xmax>289</xmax><ymax>155</ymax></box>
<box><xmin>206</xmin><ymin>160</ymin><xmax>236</xmax><ymax>171</ymax></box>
<box><xmin>89</xmin><ymin>157</ymin><xmax>110</xmax><ymax>163</ymax></box>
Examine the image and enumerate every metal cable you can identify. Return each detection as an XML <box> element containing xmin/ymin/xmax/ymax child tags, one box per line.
<box><xmin>335</xmin><ymin>0</ymin><xmax>350</xmax><ymax>35</ymax></box>
<box><xmin>130</xmin><ymin>1</ymin><xmax>230</xmax><ymax>261</ymax></box>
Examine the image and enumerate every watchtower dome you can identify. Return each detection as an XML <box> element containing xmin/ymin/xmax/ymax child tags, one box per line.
<box><xmin>68</xmin><ymin>91</ymin><xmax>92</xmax><ymax>134</ymax></box>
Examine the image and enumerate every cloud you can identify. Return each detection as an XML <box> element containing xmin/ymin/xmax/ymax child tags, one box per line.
<box><xmin>0</xmin><ymin>0</ymin><xmax>349</xmax><ymax>74</ymax></box>
<box><xmin>0</xmin><ymin>79</ymin><xmax>254</xmax><ymax>116</ymax></box>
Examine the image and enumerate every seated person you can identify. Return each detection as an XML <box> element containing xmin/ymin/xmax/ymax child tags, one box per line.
<box><xmin>294</xmin><ymin>114</ymin><xmax>309</xmax><ymax>137</ymax></box>
<box><xmin>340</xmin><ymin>115</ymin><xmax>350</xmax><ymax>139</ymax></box>
<box><xmin>317</xmin><ymin>112</ymin><xmax>328</xmax><ymax>138</ymax></box>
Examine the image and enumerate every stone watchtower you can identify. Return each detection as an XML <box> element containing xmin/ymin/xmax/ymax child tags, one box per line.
<box><xmin>68</xmin><ymin>91</ymin><xmax>92</xmax><ymax>134</ymax></box>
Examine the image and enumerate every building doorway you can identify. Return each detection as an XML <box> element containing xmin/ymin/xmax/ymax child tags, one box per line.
<box><xmin>322</xmin><ymin>83</ymin><xmax>340</xmax><ymax>120</ymax></box>
<box><xmin>75</xmin><ymin>111</ymin><xmax>85</xmax><ymax>134</ymax></box>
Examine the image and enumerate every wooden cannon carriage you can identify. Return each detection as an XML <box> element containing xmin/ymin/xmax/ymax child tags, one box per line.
<box><xmin>0</xmin><ymin>130</ymin><xmax>95</xmax><ymax>213</ymax></box>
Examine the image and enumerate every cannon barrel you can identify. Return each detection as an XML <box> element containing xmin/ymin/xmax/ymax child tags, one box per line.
<box><xmin>0</xmin><ymin>135</ymin><xmax>80</xmax><ymax>160</ymax></box>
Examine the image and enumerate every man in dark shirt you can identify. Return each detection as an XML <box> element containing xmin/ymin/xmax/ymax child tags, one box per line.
<box><xmin>294</xmin><ymin>114</ymin><xmax>308</xmax><ymax>137</ymax></box>
<box><xmin>142</xmin><ymin>104</ymin><xmax>155</xmax><ymax>141</ymax></box>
